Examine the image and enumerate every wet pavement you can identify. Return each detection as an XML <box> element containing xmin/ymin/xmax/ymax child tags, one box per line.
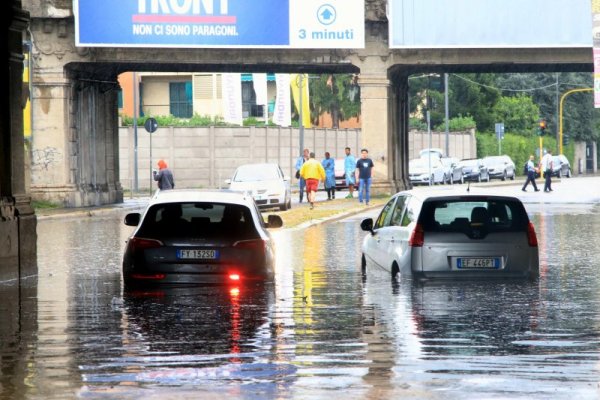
<box><xmin>2</xmin><ymin>177</ymin><xmax>600</xmax><ymax>399</ymax></box>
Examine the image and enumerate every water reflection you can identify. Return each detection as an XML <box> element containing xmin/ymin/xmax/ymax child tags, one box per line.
<box><xmin>2</xmin><ymin>206</ymin><xmax>600</xmax><ymax>399</ymax></box>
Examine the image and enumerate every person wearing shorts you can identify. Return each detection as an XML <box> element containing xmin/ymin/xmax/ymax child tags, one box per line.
<box><xmin>299</xmin><ymin>152</ymin><xmax>326</xmax><ymax>210</ymax></box>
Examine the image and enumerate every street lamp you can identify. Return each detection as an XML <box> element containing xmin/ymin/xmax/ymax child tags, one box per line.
<box><xmin>559</xmin><ymin>88</ymin><xmax>592</xmax><ymax>155</ymax></box>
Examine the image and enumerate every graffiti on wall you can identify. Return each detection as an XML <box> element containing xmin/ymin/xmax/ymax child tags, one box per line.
<box><xmin>32</xmin><ymin>147</ymin><xmax>61</xmax><ymax>171</ymax></box>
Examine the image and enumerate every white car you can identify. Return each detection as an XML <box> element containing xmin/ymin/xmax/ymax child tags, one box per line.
<box><xmin>360</xmin><ymin>191</ymin><xmax>539</xmax><ymax>281</ymax></box>
<box><xmin>409</xmin><ymin>157</ymin><xmax>446</xmax><ymax>185</ymax></box>
<box><xmin>226</xmin><ymin>163</ymin><xmax>292</xmax><ymax>211</ymax></box>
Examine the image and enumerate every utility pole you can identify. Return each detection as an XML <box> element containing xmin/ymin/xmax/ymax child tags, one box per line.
<box><xmin>133</xmin><ymin>72</ymin><xmax>139</xmax><ymax>193</ymax></box>
<box><xmin>444</xmin><ymin>73</ymin><xmax>449</xmax><ymax>157</ymax></box>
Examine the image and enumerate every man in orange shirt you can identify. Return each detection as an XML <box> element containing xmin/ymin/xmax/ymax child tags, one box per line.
<box><xmin>299</xmin><ymin>152</ymin><xmax>326</xmax><ymax>210</ymax></box>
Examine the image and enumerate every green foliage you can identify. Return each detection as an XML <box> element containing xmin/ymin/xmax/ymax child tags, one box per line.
<box><xmin>476</xmin><ymin>132</ymin><xmax>575</xmax><ymax>175</ymax></box>
<box><xmin>491</xmin><ymin>95</ymin><xmax>540</xmax><ymax>135</ymax></box>
<box><xmin>120</xmin><ymin>113</ymin><xmax>278</xmax><ymax>127</ymax></box>
<box><xmin>434</xmin><ymin>115</ymin><xmax>477</xmax><ymax>131</ymax></box>
<box><xmin>409</xmin><ymin>117</ymin><xmax>428</xmax><ymax>130</ymax></box>
<box><xmin>309</xmin><ymin>74</ymin><xmax>360</xmax><ymax>128</ymax></box>
<box><xmin>32</xmin><ymin>200</ymin><xmax>59</xmax><ymax>210</ymax></box>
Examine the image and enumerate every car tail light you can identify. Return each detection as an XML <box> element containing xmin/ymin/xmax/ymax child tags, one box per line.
<box><xmin>129</xmin><ymin>237</ymin><xmax>163</xmax><ymax>251</ymax></box>
<box><xmin>229</xmin><ymin>273</ymin><xmax>241</xmax><ymax>281</ymax></box>
<box><xmin>409</xmin><ymin>224</ymin><xmax>425</xmax><ymax>247</ymax></box>
<box><xmin>527</xmin><ymin>221</ymin><xmax>538</xmax><ymax>247</ymax></box>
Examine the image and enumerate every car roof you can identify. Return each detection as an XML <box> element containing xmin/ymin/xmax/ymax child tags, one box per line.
<box><xmin>149</xmin><ymin>189</ymin><xmax>254</xmax><ymax>207</ymax></box>
<box><xmin>391</xmin><ymin>189</ymin><xmax>524</xmax><ymax>205</ymax></box>
<box><xmin>235</xmin><ymin>162</ymin><xmax>280</xmax><ymax>169</ymax></box>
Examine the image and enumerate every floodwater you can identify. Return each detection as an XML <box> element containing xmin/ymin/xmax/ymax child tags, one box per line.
<box><xmin>1</xmin><ymin>203</ymin><xmax>600</xmax><ymax>399</ymax></box>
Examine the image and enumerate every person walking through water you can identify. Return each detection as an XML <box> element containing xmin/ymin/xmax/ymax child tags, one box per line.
<box><xmin>153</xmin><ymin>159</ymin><xmax>174</xmax><ymax>190</ymax></box>
<box><xmin>541</xmin><ymin>149</ymin><xmax>554</xmax><ymax>192</ymax></box>
<box><xmin>344</xmin><ymin>147</ymin><xmax>357</xmax><ymax>199</ymax></box>
<box><xmin>295</xmin><ymin>148</ymin><xmax>309</xmax><ymax>203</ymax></box>
<box><xmin>355</xmin><ymin>148</ymin><xmax>374</xmax><ymax>206</ymax></box>
<box><xmin>521</xmin><ymin>155</ymin><xmax>540</xmax><ymax>192</ymax></box>
<box><xmin>322</xmin><ymin>152</ymin><xmax>336</xmax><ymax>200</ymax></box>
<box><xmin>299</xmin><ymin>152</ymin><xmax>326</xmax><ymax>210</ymax></box>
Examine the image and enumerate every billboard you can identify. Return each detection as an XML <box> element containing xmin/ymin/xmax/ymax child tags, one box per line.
<box><xmin>389</xmin><ymin>0</ymin><xmax>592</xmax><ymax>48</ymax></box>
<box><xmin>74</xmin><ymin>0</ymin><xmax>364</xmax><ymax>49</ymax></box>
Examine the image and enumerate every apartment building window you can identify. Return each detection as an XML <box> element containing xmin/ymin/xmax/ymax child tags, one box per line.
<box><xmin>169</xmin><ymin>81</ymin><xmax>193</xmax><ymax>118</ymax></box>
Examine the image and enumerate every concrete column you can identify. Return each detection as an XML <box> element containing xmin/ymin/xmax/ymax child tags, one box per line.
<box><xmin>359</xmin><ymin>74</ymin><xmax>394</xmax><ymax>195</ymax></box>
<box><xmin>0</xmin><ymin>1</ymin><xmax>37</xmax><ymax>277</ymax></box>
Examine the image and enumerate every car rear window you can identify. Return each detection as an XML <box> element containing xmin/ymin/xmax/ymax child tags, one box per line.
<box><xmin>138</xmin><ymin>202</ymin><xmax>258</xmax><ymax>239</ymax></box>
<box><xmin>418</xmin><ymin>198</ymin><xmax>529</xmax><ymax>233</ymax></box>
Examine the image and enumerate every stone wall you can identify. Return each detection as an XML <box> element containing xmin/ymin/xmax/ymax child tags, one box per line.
<box><xmin>119</xmin><ymin>126</ymin><xmax>476</xmax><ymax>191</ymax></box>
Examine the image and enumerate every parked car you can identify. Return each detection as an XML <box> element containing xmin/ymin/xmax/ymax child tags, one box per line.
<box><xmin>122</xmin><ymin>189</ymin><xmax>283</xmax><ymax>286</ymax></box>
<box><xmin>458</xmin><ymin>158</ymin><xmax>490</xmax><ymax>182</ymax></box>
<box><xmin>409</xmin><ymin>157</ymin><xmax>446</xmax><ymax>185</ymax></box>
<box><xmin>226</xmin><ymin>163</ymin><xmax>291</xmax><ymax>211</ymax></box>
<box><xmin>334</xmin><ymin>158</ymin><xmax>348</xmax><ymax>189</ymax></box>
<box><xmin>419</xmin><ymin>148</ymin><xmax>444</xmax><ymax>159</ymax></box>
<box><xmin>483</xmin><ymin>155</ymin><xmax>516</xmax><ymax>181</ymax></box>
<box><xmin>360</xmin><ymin>191</ymin><xmax>539</xmax><ymax>280</ymax></box>
<box><xmin>551</xmin><ymin>154</ymin><xmax>572</xmax><ymax>178</ymax></box>
<box><xmin>440</xmin><ymin>157</ymin><xmax>464</xmax><ymax>184</ymax></box>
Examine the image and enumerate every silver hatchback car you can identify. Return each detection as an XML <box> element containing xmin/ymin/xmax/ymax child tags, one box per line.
<box><xmin>360</xmin><ymin>191</ymin><xmax>539</xmax><ymax>280</ymax></box>
<box><xmin>122</xmin><ymin>189</ymin><xmax>283</xmax><ymax>286</ymax></box>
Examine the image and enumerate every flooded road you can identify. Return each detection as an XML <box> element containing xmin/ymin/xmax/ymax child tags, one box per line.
<box><xmin>2</xmin><ymin>201</ymin><xmax>600</xmax><ymax>399</ymax></box>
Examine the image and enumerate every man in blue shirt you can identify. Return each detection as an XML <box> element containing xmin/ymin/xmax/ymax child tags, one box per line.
<box><xmin>355</xmin><ymin>148</ymin><xmax>374</xmax><ymax>206</ymax></box>
<box><xmin>521</xmin><ymin>154</ymin><xmax>540</xmax><ymax>192</ymax></box>
<box><xmin>344</xmin><ymin>147</ymin><xmax>357</xmax><ymax>199</ymax></box>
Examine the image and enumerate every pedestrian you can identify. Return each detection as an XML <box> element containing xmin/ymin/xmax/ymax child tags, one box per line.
<box><xmin>321</xmin><ymin>152</ymin><xmax>336</xmax><ymax>200</ymax></box>
<box><xmin>521</xmin><ymin>155</ymin><xmax>540</xmax><ymax>192</ymax></box>
<box><xmin>295</xmin><ymin>148</ymin><xmax>310</xmax><ymax>203</ymax></box>
<box><xmin>541</xmin><ymin>149</ymin><xmax>554</xmax><ymax>192</ymax></box>
<box><xmin>355</xmin><ymin>148</ymin><xmax>374</xmax><ymax>206</ymax></box>
<box><xmin>344</xmin><ymin>147</ymin><xmax>357</xmax><ymax>198</ymax></box>
<box><xmin>153</xmin><ymin>159</ymin><xmax>174</xmax><ymax>190</ymax></box>
<box><xmin>299</xmin><ymin>152</ymin><xmax>326</xmax><ymax>210</ymax></box>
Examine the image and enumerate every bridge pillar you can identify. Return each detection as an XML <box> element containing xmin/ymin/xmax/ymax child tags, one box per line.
<box><xmin>1</xmin><ymin>1</ymin><xmax>37</xmax><ymax>278</ymax></box>
<box><xmin>358</xmin><ymin>74</ymin><xmax>396</xmax><ymax>196</ymax></box>
<box><xmin>359</xmin><ymin>71</ymin><xmax>411</xmax><ymax>195</ymax></box>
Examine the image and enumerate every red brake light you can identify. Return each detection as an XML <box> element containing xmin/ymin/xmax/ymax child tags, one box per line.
<box><xmin>527</xmin><ymin>221</ymin><xmax>538</xmax><ymax>247</ymax></box>
<box><xmin>129</xmin><ymin>237</ymin><xmax>163</xmax><ymax>250</ymax></box>
<box><xmin>409</xmin><ymin>224</ymin><xmax>424</xmax><ymax>247</ymax></box>
<box><xmin>229</xmin><ymin>273</ymin><xmax>241</xmax><ymax>281</ymax></box>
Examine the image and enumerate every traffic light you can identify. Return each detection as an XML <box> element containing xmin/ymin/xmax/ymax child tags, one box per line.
<box><xmin>537</xmin><ymin>119</ymin><xmax>547</xmax><ymax>136</ymax></box>
<box><xmin>563</xmin><ymin>134</ymin><xmax>570</xmax><ymax>146</ymax></box>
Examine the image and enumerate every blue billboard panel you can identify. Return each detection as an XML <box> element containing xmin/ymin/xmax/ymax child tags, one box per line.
<box><xmin>74</xmin><ymin>0</ymin><xmax>364</xmax><ymax>49</ymax></box>
<box><xmin>389</xmin><ymin>0</ymin><xmax>592</xmax><ymax>48</ymax></box>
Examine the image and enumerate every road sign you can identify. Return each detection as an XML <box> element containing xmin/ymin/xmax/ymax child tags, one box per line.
<box><xmin>495</xmin><ymin>123</ymin><xmax>504</xmax><ymax>140</ymax></box>
<box><xmin>144</xmin><ymin>118</ymin><xmax>158</xmax><ymax>133</ymax></box>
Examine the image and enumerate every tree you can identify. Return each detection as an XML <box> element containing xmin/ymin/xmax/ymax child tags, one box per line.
<box><xmin>309</xmin><ymin>74</ymin><xmax>360</xmax><ymax>128</ymax></box>
<box><xmin>491</xmin><ymin>95</ymin><xmax>540</xmax><ymax>135</ymax></box>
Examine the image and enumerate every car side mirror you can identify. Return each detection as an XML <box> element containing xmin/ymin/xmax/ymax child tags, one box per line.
<box><xmin>360</xmin><ymin>218</ymin><xmax>374</xmax><ymax>234</ymax></box>
<box><xmin>124</xmin><ymin>213</ymin><xmax>141</xmax><ymax>226</ymax></box>
<box><xmin>266</xmin><ymin>215</ymin><xmax>283</xmax><ymax>229</ymax></box>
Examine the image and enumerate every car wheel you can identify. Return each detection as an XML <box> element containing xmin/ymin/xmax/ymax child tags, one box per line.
<box><xmin>510</xmin><ymin>171</ymin><xmax>515</xmax><ymax>180</ymax></box>
<box><xmin>391</xmin><ymin>262</ymin><xmax>400</xmax><ymax>281</ymax></box>
<box><xmin>567</xmin><ymin>168</ymin><xmax>571</xmax><ymax>178</ymax></box>
<box><xmin>280</xmin><ymin>196</ymin><xmax>289</xmax><ymax>211</ymax></box>
<box><xmin>502</xmin><ymin>171</ymin><xmax>507</xmax><ymax>181</ymax></box>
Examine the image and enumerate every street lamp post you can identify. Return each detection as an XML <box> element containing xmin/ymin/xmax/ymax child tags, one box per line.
<box><xmin>559</xmin><ymin>88</ymin><xmax>592</xmax><ymax>155</ymax></box>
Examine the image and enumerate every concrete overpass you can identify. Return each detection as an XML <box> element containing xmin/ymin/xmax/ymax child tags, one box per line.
<box><xmin>1</xmin><ymin>0</ymin><xmax>594</xmax><ymax>274</ymax></box>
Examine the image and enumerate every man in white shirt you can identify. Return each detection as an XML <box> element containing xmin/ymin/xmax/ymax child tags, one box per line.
<box><xmin>541</xmin><ymin>149</ymin><xmax>554</xmax><ymax>192</ymax></box>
